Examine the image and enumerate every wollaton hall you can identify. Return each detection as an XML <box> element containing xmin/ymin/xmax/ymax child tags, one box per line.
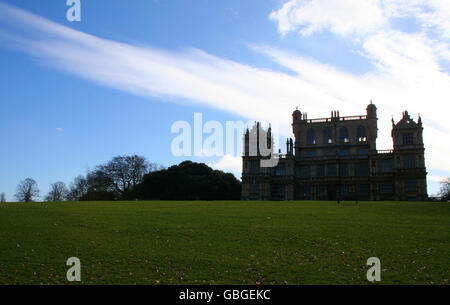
<box><xmin>241</xmin><ymin>102</ymin><xmax>428</xmax><ymax>201</ymax></box>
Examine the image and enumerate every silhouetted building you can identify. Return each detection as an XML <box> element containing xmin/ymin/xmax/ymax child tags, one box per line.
<box><xmin>242</xmin><ymin>102</ymin><xmax>427</xmax><ymax>201</ymax></box>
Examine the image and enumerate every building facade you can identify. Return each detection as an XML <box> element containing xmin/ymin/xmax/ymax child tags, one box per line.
<box><xmin>241</xmin><ymin>102</ymin><xmax>428</xmax><ymax>201</ymax></box>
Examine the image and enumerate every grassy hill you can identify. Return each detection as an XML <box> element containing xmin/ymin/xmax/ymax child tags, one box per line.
<box><xmin>0</xmin><ymin>201</ymin><xmax>448</xmax><ymax>285</ymax></box>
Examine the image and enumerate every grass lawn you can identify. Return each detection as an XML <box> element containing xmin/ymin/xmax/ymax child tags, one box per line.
<box><xmin>0</xmin><ymin>201</ymin><xmax>448</xmax><ymax>285</ymax></box>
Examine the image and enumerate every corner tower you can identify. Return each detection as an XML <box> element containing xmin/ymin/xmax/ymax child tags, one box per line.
<box><xmin>391</xmin><ymin>111</ymin><xmax>427</xmax><ymax>200</ymax></box>
<box><xmin>366</xmin><ymin>101</ymin><xmax>378</xmax><ymax>150</ymax></box>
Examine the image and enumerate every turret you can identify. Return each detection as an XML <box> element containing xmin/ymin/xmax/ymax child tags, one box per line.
<box><xmin>391</xmin><ymin>111</ymin><xmax>427</xmax><ymax>200</ymax></box>
<box><xmin>367</xmin><ymin>100</ymin><xmax>377</xmax><ymax>119</ymax></box>
<box><xmin>243</xmin><ymin>122</ymin><xmax>273</xmax><ymax>157</ymax></box>
<box><xmin>391</xmin><ymin>110</ymin><xmax>424</xmax><ymax>149</ymax></box>
<box><xmin>293</xmin><ymin>108</ymin><xmax>302</xmax><ymax>123</ymax></box>
<box><xmin>285</xmin><ymin>138</ymin><xmax>294</xmax><ymax>156</ymax></box>
<box><xmin>292</xmin><ymin>108</ymin><xmax>304</xmax><ymax>156</ymax></box>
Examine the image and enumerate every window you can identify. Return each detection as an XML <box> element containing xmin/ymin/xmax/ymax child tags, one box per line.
<box><xmin>402</xmin><ymin>133</ymin><xmax>414</xmax><ymax>145</ymax></box>
<box><xmin>355</xmin><ymin>162</ymin><xmax>369</xmax><ymax>176</ymax></box>
<box><xmin>357</xmin><ymin>148</ymin><xmax>368</xmax><ymax>156</ymax></box>
<box><xmin>340</xmin><ymin>150</ymin><xmax>350</xmax><ymax>157</ymax></box>
<box><xmin>250</xmin><ymin>181</ymin><xmax>259</xmax><ymax>193</ymax></box>
<box><xmin>307</xmin><ymin>129</ymin><xmax>316</xmax><ymax>145</ymax></box>
<box><xmin>339</xmin><ymin>163</ymin><xmax>348</xmax><ymax>177</ymax></box>
<box><xmin>340</xmin><ymin>127</ymin><xmax>350</xmax><ymax>143</ymax></box>
<box><xmin>357</xmin><ymin>184</ymin><xmax>369</xmax><ymax>195</ymax></box>
<box><xmin>403</xmin><ymin>155</ymin><xmax>416</xmax><ymax>169</ymax></box>
<box><xmin>357</xmin><ymin>126</ymin><xmax>367</xmax><ymax>142</ymax></box>
<box><xmin>405</xmin><ymin>179</ymin><xmax>417</xmax><ymax>191</ymax></box>
<box><xmin>305</xmin><ymin>150</ymin><xmax>317</xmax><ymax>159</ymax></box>
<box><xmin>299</xmin><ymin>185</ymin><xmax>310</xmax><ymax>199</ymax></box>
<box><xmin>378</xmin><ymin>159</ymin><xmax>393</xmax><ymax>173</ymax></box>
<box><xmin>275</xmin><ymin>163</ymin><xmax>286</xmax><ymax>176</ymax></box>
<box><xmin>327</xmin><ymin>163</ymin><xmax>337</xmax><ymax>177</ymax></box>
<box><xmin>325</xmin><ymin>149</ymin><xmax>335</xmax><ymax>157</ymax></box>
<box><xmin>299</xmin><ymin>165</ymin><xmax>311</xmax><ymax>178</ymax></box>
<box><xmin>250</xmin><ymin>160</ymin><xmax>260</xmax><ymax>174</ymax></box>
<box><xmin>324</xmin><ymin>128</ymin><xmax>333</xmax><ymax>144</ymax></box>
<box><xmin>380</xmin><ymin>182</ymin><xmax>393</xmax><ymax>194</ymax></box>
<box><xmin>316</xmin><ymin>165</ymin><xmax>325</xmax><ymax>177</ymax></box>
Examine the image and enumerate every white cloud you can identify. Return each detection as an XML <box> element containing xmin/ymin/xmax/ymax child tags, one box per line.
<box><xmin>270</xmin><ymin>0</ymin><xmax>450</xmax><ymax>39</ymax></box>
<box><xmin>269</xmin><ymin>0</ymin><xmax>386</xmax><ymax>37</ymax></box>
<box><xmin>428</xmin><ymin>175</ymin><xmax>447</xmax><ymax>183</ymax></box>
<box><xmin>383</xmin><ymin>0</ymin><xmax>450</xmax><ymax>39</ymax></box>
<box><xmin>267</xmin><ymin>0</ymin><xmax>450</xmax><ymax>176</ymax></box>
<box><xmin>252</xmin><ymin>38</ymin><xmax>450</xmax><ymax>172</ymax></box>
<box><xmin>209</xmin><ymin>154</ymin><xmax>242</xmax><ymax>177</ymax></box>
<box><xmin>0</xmin><ymin>2</ymin><xmax>449</xmax><ymax>184</ymax></box>
<box><xmin>0</xmin><ymin>3</ymin><xmax>344</xmax><ymax>136</ymax></box>
<box><xmin>56</xmin><ymin>128</ymin><xmax>64</xmax><ymax>132</ymax></box>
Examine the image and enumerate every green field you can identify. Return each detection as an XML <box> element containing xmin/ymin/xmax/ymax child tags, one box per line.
<box><xmin>0</xmin><ymin>201</ymin><xmax>448</xmax><ymax>285</ymax></box>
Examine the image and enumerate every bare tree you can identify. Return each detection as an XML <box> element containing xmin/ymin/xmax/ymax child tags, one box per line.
<box><xmin>64</xmin><ymin>156</ymin><xmax>163</xmax><ymax>201</ymax></box>
<box><xmin>0</xmin><ymin>193</ymin><xmax>6</xmax><ymax>203</ymax></box>
<box><xmin>84</xmin><ymin>169</ymin><xmax>116</xmax><ymax>200</ymax></box>
<box><xmin>45</xmin><ymin>182</ymin><xmax>69</xmax><ymax>202</ymax></box>
<box><xmin>67</xmin><ymin>175</ymin><xmax>89</xmax><ymax>201</ymax></box>
<box><xmin>15</xmin><ymin>178</ymin><xmax>40</xmax><ymax>202</ymax></box>
<box><xmin>98</xmin><ymin>155</ymin><xmax>150</xmax><ymax>199</ymax></box>
<box><xmin>439</xmin><ymin>178</ymin><xmax>450</xmax><ymax>201</ymax></box>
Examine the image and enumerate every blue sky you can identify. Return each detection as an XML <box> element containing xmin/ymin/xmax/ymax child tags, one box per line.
<box><xmin>1</xmin><ymin>0</ymin><xmax>449</xmax><ymax>200</ymax></box>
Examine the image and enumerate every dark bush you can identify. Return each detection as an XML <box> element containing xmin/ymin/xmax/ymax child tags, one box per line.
<box><xmin>138</xmin><ymin>161</ymin><xmax>241</xmax><ymax>200</ymax></box>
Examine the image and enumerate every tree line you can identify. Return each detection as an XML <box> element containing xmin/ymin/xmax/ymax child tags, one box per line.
<box><xmin>4</xmin><ymin>156</ymin><xmax>448</xmax><ymax>202</ymax></box>
<box><xmin>5</xmin><ymin>155</ymin><xmax>242</xmax><ymax>202</ymax></box>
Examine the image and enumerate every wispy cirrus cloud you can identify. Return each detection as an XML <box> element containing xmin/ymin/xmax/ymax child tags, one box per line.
<box><xmin>0</xmin><ymin>2</ymin><xmax>449</xmax><ymax>185</ymax></box>
<box><xmin>0</xmin><ymin>2</ymin><xmax>339</xmax><ymax>137</ymax></box>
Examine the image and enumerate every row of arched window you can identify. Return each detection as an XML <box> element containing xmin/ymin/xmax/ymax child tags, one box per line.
<box><xmin>306</xmin><ymin>126</ymin><xmax>367</xmax><ymax>145</ymax></box>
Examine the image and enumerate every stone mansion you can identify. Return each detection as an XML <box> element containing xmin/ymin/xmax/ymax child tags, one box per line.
<box><xmin>241</xmin><ymin>102</ymin><xmax>428</xmax><ymax>201</ymax></box>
